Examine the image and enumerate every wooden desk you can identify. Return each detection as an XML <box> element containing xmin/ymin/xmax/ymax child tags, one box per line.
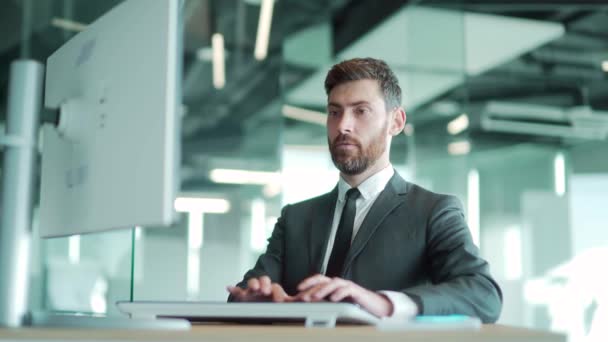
<box><xmin>0</xmin><ymin>324</ymin><xmax>566</xmax><ymax>342</ymax></box>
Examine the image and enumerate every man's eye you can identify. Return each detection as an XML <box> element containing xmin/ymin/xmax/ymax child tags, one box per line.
<box><xmin>356</xmin><ymin>108</ymin><xmax>369</xmax><ymax>115</ymax></box>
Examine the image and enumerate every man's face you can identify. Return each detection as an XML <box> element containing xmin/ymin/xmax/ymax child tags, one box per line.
<box><xmin>326</xmin><ymin>79</ymin><xmax>391</xmax><ymax>175</ymax></box>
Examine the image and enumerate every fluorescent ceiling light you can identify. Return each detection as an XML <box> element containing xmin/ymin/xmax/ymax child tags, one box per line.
<box><xmin>467</xmin><ymin>169</ymin><xmax>480</xmax><ymax>247</ymax></box>
<box><xmin>51</xmin><ymin>17</ymin><xmax>87</xmax><ymax>32</ymax></box>
<box><xmin>210</xmin><ymin>169</ymin><xmax>280</xmax><ymax>185</ymax></box>
<box><xmin>448</xmin><ymin>140</ymin><xmax>471</xmax><ymax>155</ymax></box>
<box><xmin>447</xmin><ymin>114</ymin><xmax>469</xmax><ymax>135</ymax></box>
<box><xmin>554</xmin><ymin>153</ymin><xmax>566</xmax><ymax>196</ymax></box>
<box><xmin>481</xmin><ymin>101</ymin><xmax>608</xmax><ymax>140</ymax></box>
<box><xmin>174</xmin><ymin>197</ymin><xmax>230</xmax><ymax>214</ymax></box>
<box><xmin>602</xmin><ymin>61</ymin><xmax>608</xmax><ymax>72</ymax></box>
<box><xmin>254</xmin><ymin>0</ymin><xmax>275</xmax><ymax>60</ymax></box>
<box><xmin>211</xmin><ymin>33</ymin><xmax>225</xmax><ymax>89</ymax></box>
<box><xmin>282</xmin><ymin>105</ymin><xmax>326</xmax><ymax>126</ymax></box>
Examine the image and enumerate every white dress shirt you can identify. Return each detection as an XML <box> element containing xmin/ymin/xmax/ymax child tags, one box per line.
<box><xmin>320</xmin><ymin>165</ymin><xmax>417</xmax><ymax>320</ymax></box>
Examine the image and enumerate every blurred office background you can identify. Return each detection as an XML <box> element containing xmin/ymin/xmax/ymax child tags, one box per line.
<box><xmin>1</xmin><ymin>0</ymin><xmax>607</xmax><ymax>340</ymax></box>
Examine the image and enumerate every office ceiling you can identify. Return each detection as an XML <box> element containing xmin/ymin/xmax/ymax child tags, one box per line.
<box><xmin>0</xmin><ymin>0</ymin><xmax>607</xmax><ymax>192</ymax></box>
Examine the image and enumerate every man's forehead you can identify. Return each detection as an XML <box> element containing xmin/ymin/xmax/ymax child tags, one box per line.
<box><xmin>328</xmin><ymin>100</ymin><xmax>372</xmax><ymax>108</ymax></box>
<box><xmin>327</xmin><ymin>79</ymin><xmax>382</xmax><ymax>104</ymax></box>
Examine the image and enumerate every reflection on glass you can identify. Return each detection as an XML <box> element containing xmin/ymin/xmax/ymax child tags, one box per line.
<box><xmin>40</xmin><ymin>229</ymin><xmax>132</xmax><ymax>316</ymax></box>
<box><xmin>503</xmin><ymin>226</ymin><xmax>522</xmax><ymax>281</ymax></box>
<box><xmin>525</xmin><ymin>248</ymin><xmax>608</xmax><ymax>342</ymax></box>
<box><xmin>68</xmin><ymin>236</ymin><xmax>80</xmax><ymax>264</ymax></box>
<box><xmin>250</xmin><ymin>199</ymin><xmax>267</xmax><ymax>252</ymax></box>
<box><xmin>187</xmin><ymin>210</ymin><xmax>202</xmax><ymax>300</ymax></box>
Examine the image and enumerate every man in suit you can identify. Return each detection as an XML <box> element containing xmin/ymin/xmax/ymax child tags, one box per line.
<box><xmin>227</xmin><ymin>57</ymin><xmax>502</xmax><ymax>323</ymax></box>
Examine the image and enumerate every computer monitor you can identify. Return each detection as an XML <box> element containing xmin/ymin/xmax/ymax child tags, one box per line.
<box><xmin>40</xmin><ymin>0</ymin><xmax>182</xmax><ymax>237</ymax></box>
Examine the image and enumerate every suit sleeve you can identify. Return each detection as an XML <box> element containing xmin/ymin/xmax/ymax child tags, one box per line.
<box><xmin>401</xmin><ymin>195</ymin><xmax>503</xmax><ymax>323</ymax></box>
<box><xmin>227</xmin><ymin>205</ymin><xmax>289</xmax><ymax>302</ymax></box>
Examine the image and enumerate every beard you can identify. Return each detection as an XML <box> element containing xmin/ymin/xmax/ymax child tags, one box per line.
<box><xmin>328</xmin><ymin>126</ymin><xmax>387</xmax><ymax>175</ymax></box>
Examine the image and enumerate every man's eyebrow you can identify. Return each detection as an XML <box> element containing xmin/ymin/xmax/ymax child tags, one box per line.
<box><xmin>327</xmin><ymin>101</ymin><xmax>371</xmax><ymax>108</ymax></box>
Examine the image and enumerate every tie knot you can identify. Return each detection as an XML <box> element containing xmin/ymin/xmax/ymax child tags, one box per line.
<box><xmin>345</xmin><ymin>188</ymin><xmax>360</xmax><ymax>201</ymax></box>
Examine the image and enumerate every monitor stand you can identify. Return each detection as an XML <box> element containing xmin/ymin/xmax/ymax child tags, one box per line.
<box><xmin>0</xmin><ymin>60</ymin><xmax>44</xmax><ymax>328</ymax></box>
<box><xmin>0</xmin><ymin>61</ymin><xmax>189</xmax><ymax>332</ymax></box>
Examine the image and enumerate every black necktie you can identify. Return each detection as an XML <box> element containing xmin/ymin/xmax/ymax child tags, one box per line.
<box><xmin>326</xmin><ymin>188</ymin><xmax>360</xmax><ymax>278</ymax></box>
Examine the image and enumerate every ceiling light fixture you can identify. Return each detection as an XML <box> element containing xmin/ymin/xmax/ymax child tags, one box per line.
<box><xmin>448</xmin><ymin>140</ymin><xmax>471</xmax><ymax>155</ymax></box>
<box><xmin>209</xmin><ymin>169</ymin><xmax>280</xmax><ymax>185</ymax></box>
<box><xmin>254</xmin><ymin>0</ymin><xmax>274</xmax><ymax>60</ymax></box>
<box><xmin>51</xmin><ymin>17</ymin><xmax>87</xmax><ymax>32</ymax></box>
<box><xmin>282</xmin><ymin>105</ymin><xmax>326</xmax><ymax>126</ymax></box>
<box><xmin>554</xmin><ymin>153</ymin><xmax>566</xmax><ymax>197</ymax></box>
<box><xmin>174</xmin><ymin>197</ymin><xmax>230</xmax><ymax>214</ymax></box>
<box><xmin>211</xmin><ymin>33</ymin><xmax>225</xmax><ymax>89</ymax></box>
<box><xmin>447</xmin><ymin>113</ymin><xmax>469</xmax><ymax>135</ymax></box>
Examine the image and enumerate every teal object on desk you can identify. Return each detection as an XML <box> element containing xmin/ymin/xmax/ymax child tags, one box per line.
<box><xmin>414</xmin><ymin>315</ymin><xmax>471</xmax><ymax>322</ymax></box>
<box><xmin>377</xmin><ymin>315</ymin><xmax>482</xmax><ymax>331</ymax></box>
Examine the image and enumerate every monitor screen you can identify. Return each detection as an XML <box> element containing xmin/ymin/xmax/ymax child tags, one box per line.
<box><xmin>40</xmin><ymin>0</ymin><xmax>182</xmax><ymax>237</ymax></box>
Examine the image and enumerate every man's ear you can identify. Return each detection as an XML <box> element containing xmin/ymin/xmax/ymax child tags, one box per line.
<box><xmin>389</xmin><ymin>108</ymin><xmax>406</xmax><ymax>136</ymax></box>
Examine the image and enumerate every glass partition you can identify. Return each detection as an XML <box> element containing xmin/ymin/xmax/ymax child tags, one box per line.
<box><xmin>31</xmin><ymin>226</ymin><xmax>133</xmax><ymax>317</ymax></box>
<box><xmin>132</xmin><ymin>0</ymin><xmax>286</xmax><ymax>302</ymax></box>
<box><xmin>407</xmin><ymin>3</ymin><xmax>608</xmax><ymax>341</ymax></box>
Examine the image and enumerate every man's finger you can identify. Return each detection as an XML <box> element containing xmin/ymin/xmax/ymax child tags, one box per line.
<box><xmin>259</xmin><ymin>276</ymin><xmax>272</xmax><ymax>295</ymax></box>
<box><xmin>226</xmin><ymin>285</ymin><xmax>242</xmax><ymax>295</ymax></box>
<box><xmin>270</xmin><ymin>283</ymin><xmax>287</xmax><ymax>302</ymax></box>
<box><xmin>311</xmin><ymin>279</ymin><xmax>345</xmax><ymax>300</ymax></box>
<box><xmin>299</xmin><ymin>282</ymin><xmax>329</xmax><ymax>302</ymax></box>
<box><xmin>297</xmin><ymin>274</ymin><xmax>330</xmax><ymax>291</ymax></box>
<box><xmin>329</xmin><ymin>285</ymin><xmax>353</xmax><ymax>302</ymax></box>
<box><xmin>247</xmin><ymin>278</ymin><xmax>261</xmax><ymax>291</ymax></box>
<box><xmin>227</xmin><ymin>286</ymin><xmax>247</xmax><ymax>299</ymax></box>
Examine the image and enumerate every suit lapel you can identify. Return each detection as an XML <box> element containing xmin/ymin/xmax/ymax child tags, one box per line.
<box><xmin>342</xmin><ymin>172</ymin><xmax>410</xmax><ymax>275</ymax></box>
<box><xmin>309</xmin><ymin>187</ymin><xmax>338</xmax><ymax>273</ymax></box>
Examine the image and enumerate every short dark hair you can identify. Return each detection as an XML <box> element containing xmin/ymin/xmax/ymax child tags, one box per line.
<box><xmin>324</xmin><ymin>57</ymin><xmax>402</xmax><ymax>110</ymax></box>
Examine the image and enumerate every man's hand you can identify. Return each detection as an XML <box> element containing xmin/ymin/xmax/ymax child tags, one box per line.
<box><xmin>227</xmin><ymin>276</ymin><xmax>294</xmax><ymax>302</ymax></box>
<box><xmin>295</xmin><ymin>274</ymin><xmax>393</xmax><ymax>318</ymax></box>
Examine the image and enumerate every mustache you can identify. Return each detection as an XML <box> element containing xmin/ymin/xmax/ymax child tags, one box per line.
<box><xmin>331</xmin><ymin>134</ymin><xmax>361</xmax><ymax>147</ymax></box>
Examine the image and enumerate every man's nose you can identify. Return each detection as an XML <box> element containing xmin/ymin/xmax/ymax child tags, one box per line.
<box><xmin>336</xmin><ymin>112</ymin><xmax>355</xmax><ymax>133</ymax></box>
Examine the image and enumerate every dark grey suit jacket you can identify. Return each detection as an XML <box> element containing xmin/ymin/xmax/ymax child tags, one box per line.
<box><xmin>232</xmin><ymin>172</ymin><xmax>502</xmax><ymax>323</ymax></box>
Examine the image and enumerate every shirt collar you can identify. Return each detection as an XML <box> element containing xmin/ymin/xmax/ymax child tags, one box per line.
<box><xmin>337</xmin><ymin>165</ymin><xmax>394</xmax><ymax>202</ymax></box>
